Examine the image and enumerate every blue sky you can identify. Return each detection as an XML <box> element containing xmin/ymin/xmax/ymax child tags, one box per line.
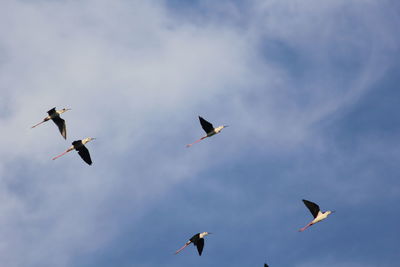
<box><xmin>0</xmin><ymin>0</ymin><xmax>399</xmax><ymax>266</ymax></box>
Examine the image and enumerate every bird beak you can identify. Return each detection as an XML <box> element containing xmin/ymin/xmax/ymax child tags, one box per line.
<box><xmin>208</xmin><ymin>232</ymin><xmax>212</xmax><ymax>234</ymax></box>
<box><xmin>224</xmin><ymin>125</ymin><xmax>229</xmax><ymax>128</ymax></box>
<box><xmin>331</xmin><ymin>210</ymin><xmax>336</xmax><ymax>214</ymax></box>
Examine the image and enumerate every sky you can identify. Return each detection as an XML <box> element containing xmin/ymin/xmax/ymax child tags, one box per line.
<box><xmin>0</xmin><ymin>0</ymin><xmax>399</xmax><ymax>266</ymax></box>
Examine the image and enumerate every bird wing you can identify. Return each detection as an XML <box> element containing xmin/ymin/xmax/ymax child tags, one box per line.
<box><xmin>76</xmin><ymin>145</ymin><xmax>92</xmax><ymax>165</ymax></box>
<box><xmin>52</xmin><ymin>117</ymin><xmax>67</xmax><ymax>139</ymax></box>
<box><xmin>264</xmin><ymin>264</ymin><xmax>269</xmax><ymax>267</ymax></box>
<box><xmin>47</xmin><ymin>107</ymin><xmax>56</xmax><ymax>116</ymax></box>
<box><xmin>302</xmin><ymin>199</ymin><xmax>320</xmax><ymax>218</ymax></box>
<box><xmin>72</xmin><ymin>140</ymin><xmax>82</xmax><ymax>146</ymax></box>
<box><xmin>195</xmin><ymin>238</ymin><xmax>204</xmax><ymax>256</ymax></box>
<box><xmin>199</xmin><ymin>116</ymin><xmax>214</xmax><ymax>134</ymax></box>
<box><xmin>189</xmin><ymin>233</ymin><xmax>200</xmax><ymax>242</ymax></box>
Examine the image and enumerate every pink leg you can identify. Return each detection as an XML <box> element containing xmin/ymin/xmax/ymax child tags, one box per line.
<box><xmin>175</xmin><ymin>242</ymin><xmax>191</xmax><ymax>254</ymax></box>
<box><xmin>31</xmin><ymin>120</ymin><xmax>46</xmax><ymax>128</ymax></box>
<box><xmin>299</xmin><ymin>222</ymin><xmax>313</xmax><ymax>232</ymax></box>
<box><xmin>52</xmin><ymin>149</ymin><xmax>72</xmax><ymax>160</ymax></box>
<box><xmin>186</xmin><ymin>136</ymin><xmax>207</xmax><ymax>147</ymax></box>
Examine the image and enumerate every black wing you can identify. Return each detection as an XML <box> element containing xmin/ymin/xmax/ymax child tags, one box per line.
<box><xmin>195</xmin><ymin>238</ymin><xmax>204</xmax><ymax>256</ymax></box>
<box><xmin>264</xmin><ymin>264</ymin><xmax>269</xmax><ymax>267</ymax></box>
<box><xmin>72</xmin><ymin>140</ymin><xmax>82</xmax><ymax>147</ymax></box>
<box><xmin>76</xmin><ymin>145</ymin><xmax>92</xmax><ymax>165</ymax></box>
<box><xmin>302</xmin><ymin>199</ymin><xmax>320</xmax><ymax>218</ymax></box>
<box><xmin>189</xmin><ymin>233</ymin><xmax>200</xmax><ymax>243</ymax></box>
<box><xmin>52</xmin><ymin>117</ymin><xmax>66</xmax><ymax>139</ymax></box>
<box><xmin>47</xmin><ymin>107</ymin><xmax>56</xmax><ymax>116</ymax></box>
<box><xmin>199</xmin><ymin>116</ymin><xmax>214</xmax><ymax>134</ymax></box>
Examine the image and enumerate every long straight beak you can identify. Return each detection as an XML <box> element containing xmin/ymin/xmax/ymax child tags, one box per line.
<box><xmin>224</xmin><ymin>125</ymin><xmax>229</xmax><ymax>128</ymax></box>
<box><xmin>331</xmin><ymin>210</ymin><xmax>336</xmax><ymax>213</ymax></box>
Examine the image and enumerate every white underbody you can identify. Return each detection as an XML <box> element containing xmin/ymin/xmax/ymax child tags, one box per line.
<box><xmin>206</xmin><ymin>126</ymin><xmax>224</xmax><ymax>137</ymax></box>
<box><xmin>311</xmin><ymin>211</ymin><xmax>330</xmax><ymax>224</ymax></box>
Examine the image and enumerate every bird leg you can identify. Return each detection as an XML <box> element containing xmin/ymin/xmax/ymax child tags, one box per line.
<box><xmin>299</xmin><ymin>222</ymin><xmax>313</xmax><ymax>232</ymax></box>
<box><xmin>175</xmin><ymin>241</ymin><xmax>191</xmax><ymax>254</ymax></box>
<box><xmin>186</xmin><ymin>136</ymin><xmax>207</xmax><ymax>147</ymax></box>
<box><xmin>31</xmin><ymin>118</ymin><xmax>48</xmax><ymax>128</ymax></box>
<box><xmin>52</xmin><ymin>147</ymin><xmax>74</xmax><ymax>160</ymax></box>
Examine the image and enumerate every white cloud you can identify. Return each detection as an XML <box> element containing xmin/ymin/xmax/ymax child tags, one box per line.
<box><xmin>0</xmin><ymin>0</ymin><xmax>398</xmax><ymax>266</ymax></box>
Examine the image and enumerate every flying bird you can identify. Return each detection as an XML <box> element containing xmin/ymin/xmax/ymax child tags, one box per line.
<box><xmin>299</xmin><ymin>199</ymin><xmax>334</xmax><ymax>232</ymax></box>
<box><xmin>186</xmin><ymin>116</ymin><xmax>228</xmax><ymax>147</ymax></box>
<box><xmin>52</xmin><ymin>137</ymin><xmax>95</xmax><ymax>165</ymax></box>
<box><xmin>175</xmin><ymin>232</ymin><xmax>211</xmax><ymax>256</ymax></box>
<box><xmin>31</xmin><ymin>107</ymin><xmax>71</xmax><ymax>139</ymax></box>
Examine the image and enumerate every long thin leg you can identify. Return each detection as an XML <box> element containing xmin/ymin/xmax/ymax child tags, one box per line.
<box><xmin>31</xmin><ymin>120</ymin><xmax>46</xmax><ymax>128</ymax></box>
<box><xmin>175</xmin><ymin>242</ymin><xmax>191</xmax><ymax>254</ymax></box>
<box><xmin>52</xmin><ymin>148</ymin><xmax>73</xmax><ymax>160</ymax></box>
<box><xmin>186</xmin><ymin>136</ymin><xmax>207</xmax><ymax>147</ymax></box>
<box><xmin>299</xmin><ymin>222</ymin><xmax>313</xmax><ymax>232</ymax></box>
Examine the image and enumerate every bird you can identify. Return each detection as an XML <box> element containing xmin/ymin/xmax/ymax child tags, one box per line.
<box><xmin>299</xmin><ymin>199</ymin><xmax>334</xmax><ymax>232</ymax></box>
<box><xmin>52</xmin><ymin>137</ymin><xmax>95</xmax><ymax>165</ymax></box>
<box><xmin>175</xmin><ymin>232</ymin><xmax>211</xmax><ymax>256</ymax></box>
<box><xmin>186</xmin><ymin>116</ymin><xmax>228</xmax><ymax>147</ymax></box>
<box><xmin>31</xmin><ymin>107</ymin><xmax>71</xmax><ymax>139</ymax></box>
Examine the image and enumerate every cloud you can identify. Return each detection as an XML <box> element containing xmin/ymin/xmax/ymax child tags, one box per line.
<box><xmin>0</xmin><ymin>0</ymin><xmax>399</xmax><ymax>266</ymax></box>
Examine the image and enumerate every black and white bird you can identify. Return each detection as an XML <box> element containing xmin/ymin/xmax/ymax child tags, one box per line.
<box><xmin>299</xmin><ymin>199</ymin><xmax>334</xmax><ymax>232</ymax></box>
<box><xmin>186</xmin><ymin>116</ymin><xmax>228</xmax><ymax>147</ymax></box>
<box><xmin>31</xmin><ymin>107</ymin><xmax>71</xmax><ymax>139</ymax></box>
<box><xmin>52</xmin><ymin>137</ymin><xmax>95</xmax><ymax>165</ymax></box>
<box><xmin>175</xmin><ymin>232</ymin><xmax>211</xmax><ymax>256</ymax></box>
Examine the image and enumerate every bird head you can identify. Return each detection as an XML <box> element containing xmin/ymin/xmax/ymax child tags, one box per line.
<box><xmin>60</xmin><ymin>108</ymin><xmax>71</xmax><ymax>114</ymax></box>
<box><xmin>215</xmin><ymin>125</ymin><xmax>228</xmax><ymax>133</ymax></box>
<box><xmin>199</xmin><ymin>232</ymin><xmax>211</xmax><ymax>238</ymax></box>
<box><xmin>326</xmin><ymin>210</ymin><xmax>335</xmax><ymax>216</ymax></box>
<box><xmin>82</xmin><ymin>137</ymin><xmax>96</xmax><ymax>144</ymax></box>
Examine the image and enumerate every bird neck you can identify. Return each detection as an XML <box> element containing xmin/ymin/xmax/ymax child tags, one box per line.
<box><xmin>199</xmin><ymin>232</ymin><xmax>208</xmax><ymax>238</ymax></box>
<box><xmin>214</xmin><ymin>126</ymin><xmax>224</xmax><ymax>133</ymax></box>
<box><xmin>82</xmin><ymin>138</ymin><xmax>91</xmax><ymax>145</ymax></box>
<box><xmin>324</xmin><ymin>211</ymin><xmax>332</xmax><ymax>216</ymax></box>
<box><xmin>313</xmin><ymin>211</ymin><xmax>330</xmax><ymax>222</ymax></box>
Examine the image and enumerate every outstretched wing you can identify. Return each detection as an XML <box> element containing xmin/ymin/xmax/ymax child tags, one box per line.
<box><xmin>76</xmin><ymin>145</ymin><xmax>92</xmax><ymax>165</ymax></box>
<box><xmin>302</xmin><ymin>199</ymin><xmax>320</xmax><ymax>218</ymax></box>
<box><xmin>52</xmin><ymin>117</ymin><xmax>66</xmax><ymax>139</ymax></box>
<box><xmin>47</xmin><ymin>107</ymin><xmax>56</xmax><ymax>116</ymax></box>
<box><xmin>195</xmin><ymin>238</ymin><xmax>204</xmax><ymax>256</ymax></box>
<box><xmin>199</xmin><ymin>116</ymin><xmax>214</xmax><ymax>134</ymax></box>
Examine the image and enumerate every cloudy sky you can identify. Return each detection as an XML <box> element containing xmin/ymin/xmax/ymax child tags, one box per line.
<box><xmin>1</xmin><ymin>0</ymin><xmax>399</xmax><ymax>266</ymax></box>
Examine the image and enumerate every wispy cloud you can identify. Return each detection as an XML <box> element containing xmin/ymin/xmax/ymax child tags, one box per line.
<box><xmin>0</xmin><ymin>0</ymin><xmax>399</xmax><ymax>266</ymax></box>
